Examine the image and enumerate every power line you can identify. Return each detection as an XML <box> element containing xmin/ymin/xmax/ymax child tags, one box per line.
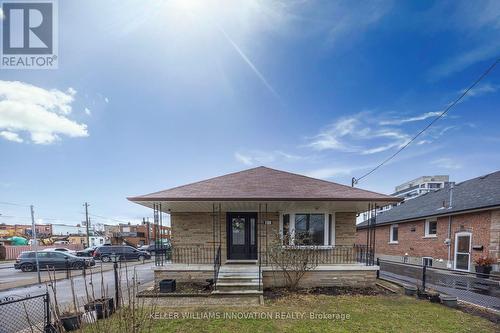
<box><xmin>0</xmin><ymin>201</ymin><xmax>29</xmax><ymax>208</ymax></box>
<box><xmin>88</xmin><ymin>213</ymin><xmax>130</xmax><ymax>224</ymax></box>
<box><xmin>353</xmin><ymin>57</ymin><xmax>500</xmax><ymax>185</ymax></box>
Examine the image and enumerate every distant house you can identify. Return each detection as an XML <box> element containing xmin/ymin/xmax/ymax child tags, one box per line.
<box><xmin>109</xmin><ymin>223</ymin><xmax>170</xmax><ymax>247</ymax></box>
<box><xmin>357</xmin><ymin>171</ymin><xmax>500</xmax><ymax>272</ymax></box>
<box><xmin>128</xmin><ymin>166</ymin><xmax>399</xmax><ymax>292</ymax></box>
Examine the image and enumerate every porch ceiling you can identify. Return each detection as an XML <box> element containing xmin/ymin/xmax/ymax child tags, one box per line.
<box><xmin>133</xmin><ymin>200</ymin><xmax>387</xmax><ymax>213</ymax></box>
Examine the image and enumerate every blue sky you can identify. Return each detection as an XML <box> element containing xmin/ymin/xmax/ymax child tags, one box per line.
<box><xmin>0</xmin><ymin>0</ymin><xmax>499</xmax><ymax>227</ymax></box>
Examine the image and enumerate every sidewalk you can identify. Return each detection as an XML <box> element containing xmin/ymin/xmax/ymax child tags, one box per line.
<box><xmin>0</xmin><ymin>261</ymin><xmax>15</xmax><ymax>270</ymax></box>
<box><xmin>0</xmin><ymin>259</ymin><xmax>153</xmax><ymax>292</ymax></box>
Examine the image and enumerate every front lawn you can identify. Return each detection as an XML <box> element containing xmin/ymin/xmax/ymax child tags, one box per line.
<box><xmin>95</xmin><ymin>294</ymin><xmax>497</xmax><ymax>333</ymax></box>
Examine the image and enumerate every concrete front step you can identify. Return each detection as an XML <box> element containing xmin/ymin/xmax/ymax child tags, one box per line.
<box><xmin>225</xmin><ymin>259</ymin><xmax>258</xmax><ymax>265</ymax></box>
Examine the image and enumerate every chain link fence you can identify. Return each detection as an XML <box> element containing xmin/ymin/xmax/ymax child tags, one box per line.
<box><xmin>0</xmin><ymin>293</ymin><xmax>52</xmax><ymax>333</ymax></box>
<box><xmin>378</xmin><ymin>259</ymin><xmax>500</xmax><ymax>311</ymax></box>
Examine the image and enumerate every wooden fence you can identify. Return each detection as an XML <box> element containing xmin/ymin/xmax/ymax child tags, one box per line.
<box><xmin>0</xmin><ymin>244</ymin><xmax>84</xmax><ymax>260</ymax></box>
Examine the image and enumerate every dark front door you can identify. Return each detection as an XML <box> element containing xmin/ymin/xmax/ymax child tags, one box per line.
<box><xmin>227</xmin><ymin>212</ymin><xmax>257</xmax><ymax>260</ymax></box>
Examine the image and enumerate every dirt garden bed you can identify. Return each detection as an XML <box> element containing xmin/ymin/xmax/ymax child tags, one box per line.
<box><xmin>264</xmin><ymin>285</ymin><xmax>392</xmax><ymax>300</ymax></box>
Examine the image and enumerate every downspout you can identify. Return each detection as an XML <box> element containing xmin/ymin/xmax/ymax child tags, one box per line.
<box><xmin>447</xmin><ymin>183</ymin><xmax>454</xmax><ymax>268</ymax></box>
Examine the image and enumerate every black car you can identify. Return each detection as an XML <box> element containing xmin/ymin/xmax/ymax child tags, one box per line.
<box><xmin>76</xmin><ymin>246</ymin><xmax>98</xmax><ymax>257</ymax></box>
<box><xmin>93</xmin><ymin>245</ymin><xmax>151</xmax><ymax>262</ymax></box>
<box><xmin>14</xmin><ymin>251</ymin><xmax>95</xmax><ymax>272</ymax></box>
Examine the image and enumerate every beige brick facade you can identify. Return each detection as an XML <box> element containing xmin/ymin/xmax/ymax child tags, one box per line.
<box><xmin>170</xmin><ymin>211</ymin><xmax>357</xmax><ymax>263</ymax></box>
<box><xmin>263</xmin><ymin>268</ymin><xmax>377</xmax><ymax>288</ymax></box>
<box><xmin>335</xmin><ymin>212</ymin><xmax>357</xmax><ymax>246</ymax></box>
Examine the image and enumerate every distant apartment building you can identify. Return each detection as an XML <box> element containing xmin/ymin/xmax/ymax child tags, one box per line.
<box><xmin>377</xmin><ymin>175</ymin><xmax>452</xmax><ymax>213</ymax></box>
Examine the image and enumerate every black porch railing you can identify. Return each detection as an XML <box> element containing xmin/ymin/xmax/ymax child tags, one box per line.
<box><xmin>166</xmin><ymin>245</ymin><xmax>372</xmax><ymax>266</ymax></box>
<box><xmin>213</xmin><ymin>246</ymin><xmax>221</xmax><ymax>289</ymax></box>
<box><xmin>168</xmin><ymin>246</ymin><xmax>214</xmax><ymax>264</ymax></box>
<box><xmin>260</xmin><ymin>244</ymin><xmax>372</xmax><ymax>266</ymax></box>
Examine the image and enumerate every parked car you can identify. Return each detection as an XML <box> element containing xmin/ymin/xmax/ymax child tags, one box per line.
<box><xmin>76</xmin><ymin>246</ymin><xmax>98</xmax><ymax>257</ymax></box>
<box><xmin>42</xmin><ymin>247</ymin><xmax>77</xmax><ymax>255</ymax></box>
<box><xmin>93</xmin><ymin>245</ymin><xmax>151</xmax><ymax>262</ymax></box>
<box><xmin>137</xmin><ymin>243</ymin><xmax>171</xmax><ymax>256</ymax></box>
<box><xmin>14</xmin><ymin>251</ymin><xmax>95</xmax><ymax>272</ymax></box>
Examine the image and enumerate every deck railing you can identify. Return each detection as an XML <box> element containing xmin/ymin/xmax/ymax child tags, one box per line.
<box><xmin>169</xmin><ymin>246</ymin><xmax>214</xmax><ymax>264</ymax></box>
<box><xmin>260</xmin><ymin>244</ymin><xmax>372</xmax><ymax>266</ymax></box>
<box><xmin>167</xmin><ymin>245</ymin><xmax>371</xmax><ymax>266</ymax></box>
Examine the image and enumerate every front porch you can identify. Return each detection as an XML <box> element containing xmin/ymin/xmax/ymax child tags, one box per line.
<box><xmin>149</xmin><ymin>201</ymin><xmax>379</xmax><ymax>294</ymax></box>
<box><xmin>128</xmin><ymin>166</ymin><xmax>395</xmax><ymax>295</ymax></box>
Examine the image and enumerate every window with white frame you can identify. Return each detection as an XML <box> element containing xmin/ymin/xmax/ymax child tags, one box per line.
<box><xmin>390</xmin><ymin>224</ymin><xmax>398</xmax><ymax>243</ymax></box>
<box><xmin>422</xmin><ymin>257</ymin><xmax>433</xmax><ymax>267</ymax></box>
<box><xmin>425</xmin><ymin>219</ymin><xmax>437</xmax><ymax>237</ymax></box>
<box><xmin>280</xmin><ymin>213</ymin><xmax>333</xmax><ymax>246</ymax></box>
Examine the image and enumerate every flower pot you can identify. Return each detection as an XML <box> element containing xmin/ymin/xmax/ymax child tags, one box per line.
<box><xmin>428</xmin><ymin>292</ymin><xmax>440</xmax><ymax>303</ymax></box>
<box><xmin>475</xmin><ymin>265</ymin><xmax>492</xmax><ymax>279</ymax></box>
<box><xmin>60</xmin><ymin>313</ymin><xmax>82</xmax><ymax>332</ymax></box>
<box><xmin>159</xmin><ymin>279</ymin><xmax>176</xmax><ymax>293</ymax></box>
<box><xmin>439</xmin><ymin>295</ymin><xmax>458</xmax><ymax>308</ymax></box>
<box><xmin>84</xmin><ymin>297</ymin><xmax>115</xmax><ymax>319</ymax></box>
<box><xmin>403</xmin><ymin>285</ymin><xmax>417</xmax><ymax>297</ymax></box>
<box><xmin>417</xmin><ymin>289</ymin><xmax>428</xmax><ymax>300</ymax></box>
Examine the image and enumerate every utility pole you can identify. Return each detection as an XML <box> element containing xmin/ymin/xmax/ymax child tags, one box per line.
<box><xmin>30</xmin><ymin>205</ymin><xmax>41</xmax><ymax>284</ymax></box>
<box><xmin>84</xmin><ymin>202</ymin><xmax>90</xmax><ymax>247</ymax></box>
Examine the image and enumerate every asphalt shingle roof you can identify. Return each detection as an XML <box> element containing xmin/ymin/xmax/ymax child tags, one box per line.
<box><xmin>128</xmin><ymin>166</ymin><xmax>400</xmax><ymax>202</ymax></box>
<box><xmin>357</xmin><ymin>170</ymin><xmax>500</xmax><ymax>228</ymax></box>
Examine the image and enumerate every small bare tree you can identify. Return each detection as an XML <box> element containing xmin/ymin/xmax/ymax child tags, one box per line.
<box><xmin>267</xmin><ymin>231</ymin><xmax>319</xmax><ymax>290</ymax></box>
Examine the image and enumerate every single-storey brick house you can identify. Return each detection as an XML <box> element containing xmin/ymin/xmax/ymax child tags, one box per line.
<box><xmin>128</xmin><ymin>166</ymin><xmax>400</xmax><ymax>294</ymax></box>
<box><xmin>357</xmin><ymin>171</ymin><xmax>500</xmax><ymax>273</ymax></box>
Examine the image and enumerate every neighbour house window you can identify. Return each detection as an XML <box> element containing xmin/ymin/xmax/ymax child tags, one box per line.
<box><xmin>425</xmin><ymin>219</ymin><xmax>437</xmax><ymax>237</ymax></box>
<box><xmin>295</xmin><ymin>214</ymin><xmax>325</xmax><ymax>245</ymax></box>
<box><xmin>390</xmin><ymin>224</ymin><xmax>398</xmax><ymax>243</ymax></box>
<box><xmin>422</xmin><ymin>257</ymin><xmax>433</xmax><ymax>267</ymax></box>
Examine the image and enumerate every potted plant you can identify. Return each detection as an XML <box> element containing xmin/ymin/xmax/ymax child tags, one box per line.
<box><xmin>474</xmin><ymin>256</ymin><xmax>495</xmax><ymax>278</ymax></box>
<box><xmin>84</xmin><ymin>297</ymin><xmax>115</xmax><ymax>319</ymax></box>
<box><xmin>60</xmin><ymin>310</ymin><xmax>82</xmax><ymax>332</ymax></box>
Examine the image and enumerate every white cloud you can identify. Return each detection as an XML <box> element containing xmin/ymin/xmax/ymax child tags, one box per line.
<box><xmin>235</xmin><ymin>152</ymin><xmax>254</xmax><ymax>166</ymax></box>
<box><xmin>307</xmin><ymin>113</ymin><xmax>411</xmax><ymax>155</ymax></box>
<box><xmin>431</xmin><ymin>158</ymin><xmax>462</xmax><ymax>170</ymax></box>
<box><xmin>0</xmin><ymin>81</ymin><xmax>88</xmax><ymax>144</ymax></box>
<box><xmin>305</xmin><ymin>167</ymin><xmax>354</xmax><ymax>179</ymax></box>
<box><xmin>324</xmin><ymin>0</ymin><xmax>393</xmax><ymax>47</ymax></box>
<box><xmin>425</xmin><ymin>1</ymin><xmax>500</xmax><ymax>79</ymax></box>
<box><xmin>104</xmin><ymin>97</ymin><xmax>109</xmax><ymax>103</ymax></box>
<box><xmin>84</xmin><ymin>107</ymin><xmax>92</xmax><ymax>116</ymax></box>
<box><xmin>234</xmin><ymin>150</ymin><xmax>306</xmax><ymax>166</ymax></box>
<box><xmin>0</xmin><ymin>130</ymin><xmax>23</xmax><ymax>143</ymax></box>
<box><xmin>461</xmin><ymin>82</ymin><xmax>499</xmax><ymax>99</ymax></box>
<box><xmin>379</xmin><ymin>112</ymin><xmax>442</xmax><ymax>126</ymax></box>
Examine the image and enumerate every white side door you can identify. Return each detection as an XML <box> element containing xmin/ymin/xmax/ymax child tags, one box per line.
<box><xmin>454</xmin><ymin>232</ymin><xmax>472</xmax><ymax>271</ymax></box>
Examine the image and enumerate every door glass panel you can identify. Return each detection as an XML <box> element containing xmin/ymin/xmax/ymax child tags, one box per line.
<box><xmin>456</xmin><ymin>253</ymin><xmax>469</xmax><ymax>270</ymax></box>
<box><xmin>457</xmin><ymin>235</ymin><xmax>470</xmax><ymax>252</ymax></box>
<box><xmin>250</xmin><ymin>218</ymin><xmax>255</xmax><ymax>245</ymax></box>
<box><xmin>232</xmin><ymin>218</ymin><xmax>245</xmax><ymax>245</ymax></box>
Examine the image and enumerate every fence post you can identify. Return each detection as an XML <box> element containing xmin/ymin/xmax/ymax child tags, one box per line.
<box><xmin>65</xmin><ymin>257</ymin><xmax>69</xmax><ymax>279</ymax></box>
<box><xmin>376</xmin><ymin>258</ymin><xmax>380</xmax><ymax>279</ymax></box>
<box><xmin>422</xmin><ymin>265</ymin><xmax>427</xmax><ymax>291</ymax></box>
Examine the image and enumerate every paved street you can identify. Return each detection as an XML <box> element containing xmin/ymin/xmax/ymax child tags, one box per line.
<box><xmin>0</xmin><ymin>261</ymin><xmax>155</xmax><ymax>307</ymax></box>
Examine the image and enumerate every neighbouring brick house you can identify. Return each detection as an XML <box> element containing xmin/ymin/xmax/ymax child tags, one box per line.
<box><xmin>357</xmin><ymin>171</ymin><xmax>500</xmax><ymax>273</ymax></box>
<box><xmin>109</xmin><ymin>223</ymin><xmax>171</xmax><ymax>247</ymax></box>
<box><xmin>128</xmin><ymin>166</ymin><xmax>399</xmax><ymax>294</ymax></box>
